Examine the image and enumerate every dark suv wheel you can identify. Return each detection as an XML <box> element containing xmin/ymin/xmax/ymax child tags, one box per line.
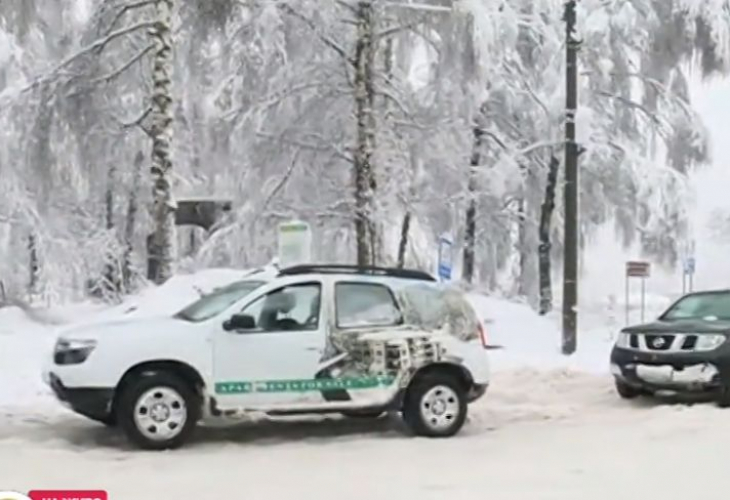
<box><xmin>615</xmin><ymin>379</ymin><xmax>641</xmax><ymax>399</ymax></box>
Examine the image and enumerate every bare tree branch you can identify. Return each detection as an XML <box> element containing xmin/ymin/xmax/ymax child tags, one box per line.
<box><xmin>278</xmin><ymin>4</ymin><xmax>356</xmax><ymax>67</ymax></box>
<box><xmin>260</xmin><ymin>150</ymin><xmax>302</xmax><ymax>213</ymax></box>
<box><xmin>374</xmin><ymin>21</ymin><xmax>426</xmax><ymax>40</ymax></box>
<box><xmin>22</xmin><ymin>21</ymin><xmax>155</xmax><ymax>93</ymax></box>
<box><xmin>108</xmin><ymin>0</ymin><xmax>156</xmax><ymax>33</ymax></box>
<box><xmin>474</xmin><ymin>127</ymin><xmax>508</xmax><ymax>150</ymax></box>
<box><xmin>224</xmin><ymin>80</ymin><xmax>330</xmax><ymax>124</ymax></box>
<box><xmin>335</xmin><ymin>0</ymin><xmax>358</xmax><ymax>14</ymax></box>
<box><xmin>595</xmin><ymin>90</ymin><xmax>668</xmax><ymax>134</ymax></box>
<box><xmin>115</xmin><ymin>105</ymin><xmax>154</xmax><ymax>137</ymax></box>
<box><xmin>517</xmin><ymin>140</ymin><xmax>565</xmax><ymax>156</ymax></box>
<box><xmin>257</xmin><ymin>131</ymin><xmax>354</xmax><ymax>164</ymax></box>
<box><xmin>91</xmin><ymin>44</ymin><xmax>154</xmax><ymax>85</ymax></box>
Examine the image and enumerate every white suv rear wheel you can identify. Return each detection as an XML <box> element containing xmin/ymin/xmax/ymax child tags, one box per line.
<box><xmin>419</xmin><ymin>385</ymin><xmax>461</xmax><ymax>432</ymax></box>
<box><xmin>402</xmin><ymin>373</ymin><xmax>467</xmax><ymax>437</ymax></box>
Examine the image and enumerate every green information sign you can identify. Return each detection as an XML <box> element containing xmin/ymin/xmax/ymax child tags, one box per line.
<box><xmin>215</xmin><ymin>376</ymin><xmax>396</xmax><ymax>395</ymax></box>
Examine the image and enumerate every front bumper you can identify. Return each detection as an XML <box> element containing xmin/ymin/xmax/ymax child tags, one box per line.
<box><xmin>611</xmin><ymin>346</ymin><xmax>729</xmax><ymax>393</ymax></box>
<box><xmin>47</xmin><ymin>372</ymin><xmax>115</xmax><ymax>421</ymax></box>
<box><xmin>467</xmin><ymin>383</ymin><xmax>488</xmax><ymax>403</ymax></box>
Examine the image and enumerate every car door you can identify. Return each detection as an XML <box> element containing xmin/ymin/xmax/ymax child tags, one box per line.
<box><xmin>213</xmin><ymin>280</ymin><xmax>327</xmax><ymax>409</ymax></box>
<box><xmin>316</xmin><ymin>280</ymin><xmax>405</xmax><ymax>405</ymax></box>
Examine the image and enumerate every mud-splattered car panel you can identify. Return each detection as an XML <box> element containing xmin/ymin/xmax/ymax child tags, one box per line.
<box><xmin>316</xmin><ymin>279</ymin><xmax>484</xmax><ymax>394</ymax></box>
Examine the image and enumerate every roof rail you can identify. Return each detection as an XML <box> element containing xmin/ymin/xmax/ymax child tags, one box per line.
<box><xmin>277</xmin><ymin>264</ymin><xmax>436</xmax><ymax>282</ymax></box>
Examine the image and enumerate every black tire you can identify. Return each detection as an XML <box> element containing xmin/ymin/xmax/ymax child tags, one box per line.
<box><xmin>117</xmin><ymin>371</ymin><xmax>200</xmax><ymax>450</ymax></box>
<box><xmin>402</xmin><ymin>373</ymin><xmax>467</xmax><ymax>437</ymax></box>
<box><xmin>615</xmin><ymin>379</ymin><xmax>641</xmax><ymax>399</ymax></box>
<box><xmin>341</xmin><ymin>409</ymin><xmax>385</xmax><ymax>419</ymax></box>
<box><xmin>717</xmin><ymin>385</ymin><xmax>730</xmax><ymax>408</ymax></box>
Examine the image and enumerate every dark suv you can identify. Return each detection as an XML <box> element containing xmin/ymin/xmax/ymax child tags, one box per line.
<box><xmin>610</xmin><ymin>290</ymin><xmax>730</xmax><ymax>407</ymax></box>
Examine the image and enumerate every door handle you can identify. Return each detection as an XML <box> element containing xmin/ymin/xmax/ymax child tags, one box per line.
<box><xmin>306</xmin><ymin>347</ymin><xmax>321</xmax><ymax>351</ymax></box>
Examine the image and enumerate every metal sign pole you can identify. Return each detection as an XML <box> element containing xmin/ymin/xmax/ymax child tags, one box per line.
<box><xmin>625</xmin><ymin>261</ymin><xmax>650</xmax><ymax>326</ymax></box>
<box><xmin>625</xmin><ymin>272</ymin><xmax>629</xmax><ymax>326</ymax></box>
<box><xmin>641</xmin><ymin>276</ymin><xmax>646</xmax><ymax>323</ymax></box>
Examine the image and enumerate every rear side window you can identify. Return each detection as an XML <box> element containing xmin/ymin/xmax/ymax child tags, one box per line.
<box><xmin>396</xmin><ymin>283</ymin><xmax>480</xmax><ymax>341</ymax></box>
<box><xmin>335</xmin><ymin>282</ymin><xmax>402</xmax><ymax>328</ymax></box>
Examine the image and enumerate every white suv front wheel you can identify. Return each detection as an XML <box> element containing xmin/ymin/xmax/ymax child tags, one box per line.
<box><xmin>402</xmin><ymin>373</ymin><xmax>467</xmax><ymax>437</ymax></box>
<box><xmin>117</xmin><ymin>372</ymin><xmax>200</xmax><ymax>450</ymax></box>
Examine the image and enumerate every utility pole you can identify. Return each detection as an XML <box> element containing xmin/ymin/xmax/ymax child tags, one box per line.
<box><xmin>562</xmin><ymin>0</ymin><xmax>579</xmax><ymax>355</ymax></box>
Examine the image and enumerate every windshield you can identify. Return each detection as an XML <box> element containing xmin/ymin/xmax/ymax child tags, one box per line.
<box><xmin>173</xmin><ymin>280</ymin><xmax>266</xmax><ymax>322</ymax></box>
<box><xmin>661</xmin><ymin>292</ymin><xmax>730</xmax><ymax>321</ymax></box>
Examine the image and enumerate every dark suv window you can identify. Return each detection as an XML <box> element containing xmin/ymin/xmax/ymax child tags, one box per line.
<box><xmin>661</xmin><ymin>291</ymin><xmax>730</xmax><ymax>321</ymax></box>
<box><xmin>335</xmin><ymin>282</ymin><xmax>402</xmax><ymax>328</ymax></box>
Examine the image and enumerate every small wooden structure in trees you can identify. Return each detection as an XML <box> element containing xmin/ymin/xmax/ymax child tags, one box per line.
<box><xmin>146</xmin><ymin>198</ymin><xmax>232</xmax><ymax>281</ymax></box>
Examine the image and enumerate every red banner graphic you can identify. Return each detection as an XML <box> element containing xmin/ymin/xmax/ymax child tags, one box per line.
<box><xmin>28</xmin><ymin>491</ymin><xmax>107</xmax><ymax>500</ymax></box>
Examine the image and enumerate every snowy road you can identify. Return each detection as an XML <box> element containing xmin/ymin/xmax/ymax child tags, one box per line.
<box><xmin>2</xmin><ymin>369</ymin><xmax>728</xmax><ymax>500</ymax></box>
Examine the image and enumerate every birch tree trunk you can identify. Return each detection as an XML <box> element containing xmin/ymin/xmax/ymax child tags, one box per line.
<box><xmin>28</xmin><ymin>232</ymin><xmax>41</xmax><ymax>295</ymax></box>
<box><xmin>123</xmin><ymin>151</ymin><xmax>144</xmax><ymax>290</ymax></box>
<box><xmin>102</xmin><ymin>161</ymin><xmax>122</xmax><ymax>295</ymax></box>
<box><xmin>516</xmin><ymin>168</ymin><xmax>540</xmax><ymax>307</ymax></box>
<box><xmin>105</xmin><ymin>162</ymin><xmax>117</xmax><ymax>232</ymax></box>
<box><xmin>397</xmin><ymin>212</ymin><xmax>411</xmax><ymax>268</ymax></box>
<box><xmin>562</xmin><ymin>0</ymin><xmax>579</xmax><ymax>353</ymax></box>
<box><xmin>462</xmin><ymin>121</ymin><xmax>484</xmax><ymax>284</ymax></box>
<box><xmin>397</xmin><ymin>146</ymin><xmax>419</xmax><ymax>268</ymax></box>
<box><xmin>382</xmin><ymin>23</ymin><xmax>411</xmax><ymax>269</ymax></box>
<box><xmin>516</xmin><ymin>196</ymin><xmax>528</xmax><ymax>295</ymax></box>
<box><xmin>148</xmin><ymin>0</ymin><xmax>176</xmax><ymax>284</ymax></box>
<box><xmin>538</xmin><ymin>154</ymin><xmax>559</xmax><ymax>315</ymax></box>
<box><xmin>353</xmin><ymin>0</ymin><xmax>377</xmax><ymax>267</ymax></box>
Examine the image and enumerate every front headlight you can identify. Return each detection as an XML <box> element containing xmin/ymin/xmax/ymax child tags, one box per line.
<box><xmin>695</xmin><ymin>334</ymin><xmax>727</xmax><ymax>352</ymax></box>
<box><xmin>615</xmin><ymin>332</ymin><xmax>631</xmax><ymax>348</ymax></box>
<box><xmin>54</xmin><ymin>338</ymin><xmax>97</xmax><ymax>365</ymax></box>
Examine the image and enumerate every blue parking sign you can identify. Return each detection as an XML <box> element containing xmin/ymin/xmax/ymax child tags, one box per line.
<box><xmin>437</xmin><ymin>234</ymin><xmax>453</xmax><ymax>281</ymax></box>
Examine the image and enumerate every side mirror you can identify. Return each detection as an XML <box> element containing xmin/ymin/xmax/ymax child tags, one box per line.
<box><xmin>223</xmin><ymin>314</ymin><xmax>256</xmax><ymax>331</ymax></box>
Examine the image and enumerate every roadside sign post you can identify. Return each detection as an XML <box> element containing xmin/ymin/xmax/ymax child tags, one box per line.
<box><xmin>682</xmin><ymin>256</ymin><xmax>696</xmax><ymax>294</ymax></box>
<box><xmin>277</xmin><ymin>220</ymin><xmax>312</xmax><ymax>267</ymax></box>
<box><xmin>437</xmin><ymin>234</ymin><xmax>453</xmax><ymax>282</ymax></box>
<box><xmin>625</xmin><ymin>261</ymin><xmax>650</xmax><ymax>325</ymax></box>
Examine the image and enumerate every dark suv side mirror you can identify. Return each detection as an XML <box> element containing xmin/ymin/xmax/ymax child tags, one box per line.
<box><xmin>223</xmin><ymin>314</ymin><xmax>256</xmax><ymax>331</ymax></box>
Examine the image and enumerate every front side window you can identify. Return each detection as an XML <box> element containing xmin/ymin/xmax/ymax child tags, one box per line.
<box><xmin>237</xmin><ymin>283</ymin><xmax>321</xmax><ymax>332</ymax></box>
<box><xmin>335</xmin><ymin>282</ymin><xmax>402</xmax><ymax>329</ymax></box>
<box><xmin>174</xmin><ymin>280</ymin><xmax>266</xmax><ymax>322</ymax></box>
<box><xmin>661</xmin><ymin>292</ymin><xmax>730</xmax><ymax>321</ymax></box>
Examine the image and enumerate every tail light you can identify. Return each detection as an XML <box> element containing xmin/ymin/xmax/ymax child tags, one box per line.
<box><xmin>477</xmin><ymin>321</ymin><xmax>488</xmax><ymax>348</ymax></box>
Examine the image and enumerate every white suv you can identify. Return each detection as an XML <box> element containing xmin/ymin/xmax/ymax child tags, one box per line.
<box><xmin>44</xmin><ymin>265</ymin><xmax>491</xmax><ymax>449</ymax></box>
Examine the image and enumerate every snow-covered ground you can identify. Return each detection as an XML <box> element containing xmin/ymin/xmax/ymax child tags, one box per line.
<box><xmin>1</xmin><ymin>268</ymin><xmax>725</xmax><ymax>499</ymax></box>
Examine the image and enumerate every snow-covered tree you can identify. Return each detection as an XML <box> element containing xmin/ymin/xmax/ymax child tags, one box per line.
<box><xmin>0</xmin><ymin>0</ymin><xmax>728</xmax><ymax>309</ymax></box>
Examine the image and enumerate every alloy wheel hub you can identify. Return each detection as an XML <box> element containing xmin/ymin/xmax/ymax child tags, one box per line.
<box><xmin>150</xmin><ymin>403</ymin><xmax>171</xmax><ymax>422</ymax></box>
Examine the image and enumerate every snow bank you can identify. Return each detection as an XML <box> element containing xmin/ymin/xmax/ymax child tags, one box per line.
<box><xmin>0</xmin><ymin>305</ymin><xmax>36</xmax><ymax>335</ymax></box>
<box><xmin>0</xmin><ymin>306</ymin><xmax>57</xmax><ymax>413</ymax></box>
<box><xmin>468</xmin><ymin>294</ymin><xmax>615</xmax><ymax>374</ymax></box>
<box><xmin>64</xmin><ymin>266</ymin><xmax>275</xmax><ymax>329</ymax></box>
<box><xmin>105</xmin><ymin>267</ymin><xmax>257</xmax><ymax>318</ymax></box>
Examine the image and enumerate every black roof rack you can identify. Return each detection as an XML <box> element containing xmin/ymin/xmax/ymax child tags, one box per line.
<box><xmin>277</xmin><ymin>264</ymin><xmax>436</xmax><ymax>282</ymax></box>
